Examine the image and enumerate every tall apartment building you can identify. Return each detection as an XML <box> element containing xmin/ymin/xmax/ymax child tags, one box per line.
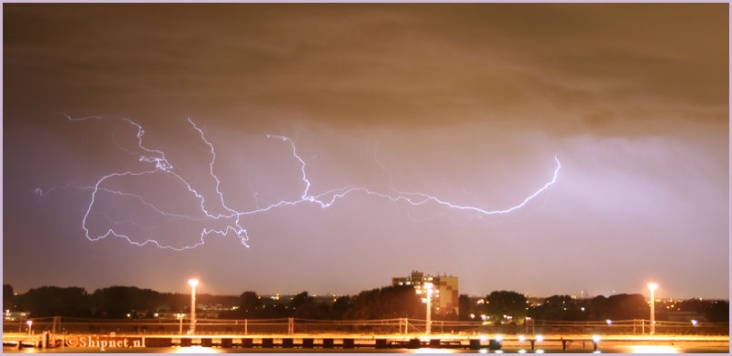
<box><xmin>392</xmin><ymin>270</ymin><xmax>459</xmax><ymax>317</ymax></box>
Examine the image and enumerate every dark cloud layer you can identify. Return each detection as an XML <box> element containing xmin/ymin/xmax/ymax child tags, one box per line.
<box><xmin>5</xmin><ymin>4</ymin><xmax>726</xmax><ymax>133</ymax></box>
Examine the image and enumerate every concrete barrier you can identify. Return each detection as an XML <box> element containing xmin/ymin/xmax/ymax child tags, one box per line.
<box><xmin>323</xmin><ymin>338</ymin><xmax>334</xmax><ymax>348</ymax></box>
<box><xmin>408</xmin><ymin>338</ymin><xmax>421</xmax><ymax>349</ymax></box>
<box><xmin>221</xmin><ymin>338</ymin><xmax>232</xmax><ymax>348</ymax></box>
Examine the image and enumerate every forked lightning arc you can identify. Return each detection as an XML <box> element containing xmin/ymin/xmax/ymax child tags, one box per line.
<box><xmin>40</xmin><ymin>115</ymin><xmax>561</xmax><ymax>251</ymax></box>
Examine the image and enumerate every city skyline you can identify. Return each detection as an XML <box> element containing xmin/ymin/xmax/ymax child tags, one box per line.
<box><xmin>3</xmin><ymin>4</ymin><xmax>729</xmax><ymax>299</ymax></box>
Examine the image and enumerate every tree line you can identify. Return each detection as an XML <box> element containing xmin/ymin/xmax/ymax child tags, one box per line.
<box><xmin>3</xmin><ymin>284</ymin><xmax>423</xmax><ymax>320</ymax></box>
<box><xmin>459</xmin><ymin>291</ymin><xmax>728</xmax><ymax>324</ymax></box>
<box><xmin>3</xmin><ymin>284</ymin><xmax>728</xmax><ymax>323</ymax></box>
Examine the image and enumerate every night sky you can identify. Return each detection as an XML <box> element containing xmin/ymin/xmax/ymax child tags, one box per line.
<box><xmin>3</xmin><ymin>3</ymin><xmax>729</xmax><ymax>299</ymax></box>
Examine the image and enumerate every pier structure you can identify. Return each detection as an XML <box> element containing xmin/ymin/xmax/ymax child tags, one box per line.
<box><xmin>3</xmin><ymin>332</ymin><xmax>729</xmax><ymax>353</ymax></box>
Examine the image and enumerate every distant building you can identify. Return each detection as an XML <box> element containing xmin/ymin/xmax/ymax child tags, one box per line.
<box><xmin>392</xmin><ymin>270</ymin><xmax>459</xmax><ymax>317</ymax></box>
<box><xmin>3</xmin><ymin>310</ymin><xmax>30</xmax><ymax>321</ymax></box>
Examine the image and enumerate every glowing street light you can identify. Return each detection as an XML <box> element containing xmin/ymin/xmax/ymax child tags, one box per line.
<box><xmin>176</xmin><ymin>313</ymin><xmax>184</xmax><ymax>334</ymax></box>
<box><xmin>647</xmin><ymin>283</ymin><xmax>658</xmax><ymax>335</ymax></box>
<box><xmin>592</xmin><ymin>334</ymin><xmax>601</xmax><ymax>351</ymax></box>
<box><xmin>188</xmin><ymin>279</ymin><xmax>199</xmax><ymax>335</ymax></box>
<box><xmin>423</xmin><ymin>282</ymin><xmax>433</xmax><ymax>335</ymax></box>
<box><xmin>26</xmin><ymin>320</ymin><xmax>33</xmax><ymax>342</ymax></box>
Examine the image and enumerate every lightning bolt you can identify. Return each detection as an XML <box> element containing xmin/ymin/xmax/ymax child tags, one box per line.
<box><xmin>46</xmin><ymin>115</ymin><xmax>561</xmax><ymax>251</ymax></box>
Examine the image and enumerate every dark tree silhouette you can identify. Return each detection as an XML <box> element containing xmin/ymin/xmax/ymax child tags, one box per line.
<box><xmin>707</xmin><ymin>300</ymin><xmax>729</xmax><ymax>322</ymax></box>
<box><xmin>347</xmin><ymin>285</ymin><xmax>423</xmax><ymax>319</ymax></box>
<box><xmin>290</xmin><ymin>291</ymin><xmax>313</xmax><ymax>311</ymax></box>
<box><xmin>3</xmin><ymin>284</ymin><xmax>15</xmax><ymax>310</ymax></box>
<box><xmin>16</xmin><ymin>286</ymin><xmax>91</xmax><ymax>317</ymax></box>
<box><xmin>458</xmin><ymin>294</ymin><xmax>473</xmax><ymax>320</ymax></box>
<box><xmin>332</xmin><ymin>296</ymin><xmax>352</xmax><ymax>320</ymax></box>
<box><xmin>237</xmin><ymin>291</ymin><xmax>261</xmax><ymax>317</ymax></box>
<box><xmin>590</xmin><ymin>294</ymin><xmax>649</xmax><ymax>320</ymax></box>
<box><xmin>528</xmin><ymin>295</ymin><xmax>590</xmax><ymax>321</ymax></box>
<box><xmin>484</xmin><ymin>290</ymin><xmax>528</xmax><ymax>324</ymax></box>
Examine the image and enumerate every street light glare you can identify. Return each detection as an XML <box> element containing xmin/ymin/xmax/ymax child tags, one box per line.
<box><xmin>188</xmin><ymin>278</ymin><xmax>199</xmax><ymax>335</ymax></box>
<box><xmin>647</xmin><ymin>282</ymin><xmax>659</xmax><ymax>335</ymax></box>
<box><xmin>423</xmin><ymin>282</ymin><xmax>433</xmax><ymax>336</ymax></box>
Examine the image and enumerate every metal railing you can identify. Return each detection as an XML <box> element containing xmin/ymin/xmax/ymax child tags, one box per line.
<box><xmin>4</xmin><ymin>317</ymin><xmax>728</xmax><ymax>336</ymax></box>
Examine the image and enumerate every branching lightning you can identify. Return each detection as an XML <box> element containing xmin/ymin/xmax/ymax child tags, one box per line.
<box><xmin>48</xmin><ymin>115</ymin><xmax>561</xmax><ymax>251</ymax></box>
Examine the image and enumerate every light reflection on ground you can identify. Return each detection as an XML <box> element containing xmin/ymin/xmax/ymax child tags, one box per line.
<box><xmin>171</xmin><ymin>346</ymin><xmax>223</xmax><ymax>354</ymax></box>
<box><xmin>624</xmin><ymin>345</ymin><xmax>679</xmax><ymax>353</ymax></box>
<box><xmin>410</xmin><ymin>348</ymin><xmax>460</xmax><ymax>354</ymax></box>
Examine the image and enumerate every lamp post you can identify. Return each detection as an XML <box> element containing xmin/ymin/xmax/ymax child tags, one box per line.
<box><xmin>424</xmin><ymin>282</ymin><xmax>433</xmax><ymax>336</ymax></box>
<box><xmin>188</xmin><ymin>279</ymin><xmax>199</xmax><ymax>335</ymax></box>
<box><xmin>647</xmin><ymin>283</ymin><xmax>658</xmax><ymax>335</ymax></box>
<box><xmin>176</xmin><ymin>313</ymin><xmax>183</xmax><ymax>335</ymax></box>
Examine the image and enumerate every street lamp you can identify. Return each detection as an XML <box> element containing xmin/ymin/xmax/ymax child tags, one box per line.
<box><xmin>188</xmin><ymin>279</ymin><xmax>199</xmax><ymax>335</ymax></box>
<box><xmin>647</xmin><ymin>283</ymin><xmax>658</xmax><ymax>335</ymax></box>
<box><xmin>424</xmin><ymin>282</ymin><xmax>433</xmax><ymax>335</ymax></box>
<box><xmin>176</xmin><ymin>313</ymin><xmax>184</xmax><ymax>335</ymax></box>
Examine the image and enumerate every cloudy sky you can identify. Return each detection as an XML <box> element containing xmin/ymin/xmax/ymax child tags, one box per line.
<box><xmin>3</xmin><ymin>3</ymin><xmax>728</xmax><ymax>299</ymax></box>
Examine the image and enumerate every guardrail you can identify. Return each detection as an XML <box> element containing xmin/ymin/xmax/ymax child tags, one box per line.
<box><xmin>4</xmin><ymin>317</ymin><xmax>728</xmax><ymax>336</ymax></box>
